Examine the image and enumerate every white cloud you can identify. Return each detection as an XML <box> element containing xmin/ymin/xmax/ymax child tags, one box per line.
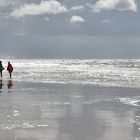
<box><xmin>101</xmin><ymin>19</ymin><xmax>111</xmax><ymax>23</ymax></box>
<box><xmin>44</xmin><ymin>16</ymin><xmax>50</xmax><ymax>21</ymax></box>
<box><xmin>11</xmin><ymin>0</ymin><xmax>68</xmax><ymax>18</ymax></box>
<box><xmin>70</xmin><ymin>15</ymin><xmax>85</xmax><ymax>23</ymax></box>
<box><xmin>19</xmin><ymin>32</ymin><xmax>25</xmax><ymax>36</ymax></box>
<box><xmin>0</xmin><ymin>0</ymin><xmax>15</xmax><ymax>6</ymax></box>
<box><xmin>70</xmin><ymin>5</ymin><xmax>85</xmax><ymax>11</ymax></box>
<box><xmin>92</xmin><ymin>0</ymin><xmax>137</xmax><ymax>12</ymax></box>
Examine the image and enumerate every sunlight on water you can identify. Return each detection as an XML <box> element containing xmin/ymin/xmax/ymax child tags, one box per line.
<box><xmin>2</xmin><ymin>59</ymin><xmax>140</xmax><ymax>88</ymax></box>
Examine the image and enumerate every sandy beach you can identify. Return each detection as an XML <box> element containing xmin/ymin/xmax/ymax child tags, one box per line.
<box><xmin>0</xmin><ymin>80</ymin><xmax>140</xmax><ymax>140</ymax></box>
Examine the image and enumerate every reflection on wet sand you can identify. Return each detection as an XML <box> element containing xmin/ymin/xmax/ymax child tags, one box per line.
<box><xmin>0</xmin><ymin>80</ymin><xmax>2</xmax><ymax>89</ymax></box>
<box><xmin>7</xmin><ymin>80</ymin><xmax>13</xmax><ymax>89</ymax></box>
<box><xmin>0</xmin><ymin>79</ymin><xmax>13</xmax><ymax>93</ymax></box>
<box><xmin>0</xmin><ymin>83</ymin><xmax>140</xmax><ymax>140</ymax></box>
<box><xmin>0</xmin><ymin>80</ymin><xmax>3</xmax><ymax>93</ymax></box>
<box><xmin>132</xmin><ymin>109</ymin><xmax>140</xmax><ymax>140</ymax></box>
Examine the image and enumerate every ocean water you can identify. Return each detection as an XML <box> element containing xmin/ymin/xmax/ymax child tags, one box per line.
<box><xmin>2</xmin><ymin>59</ymin><xmax>140</xmax><ymax>88</ymax></box>
<box><xmin>0</xmin><ymin>59</ymin><xmax>140</xmax><ymax>140</ymax></box>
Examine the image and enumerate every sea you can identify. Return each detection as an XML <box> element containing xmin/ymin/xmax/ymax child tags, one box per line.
<box><xmin>0</xmin><ymin>59</ymin><xmax>140</xmax><ymax>140</ymax></box>
<box><xmin>2</xmin><ymin>59</ymin><xmax>140</xmax><ymax>88</ymax></box>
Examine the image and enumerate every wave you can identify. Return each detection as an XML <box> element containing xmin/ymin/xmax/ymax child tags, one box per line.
<box><xmin>2</xmin><ymin>59</ymin><xmax>140</xmax><ymax>88</ymax></box>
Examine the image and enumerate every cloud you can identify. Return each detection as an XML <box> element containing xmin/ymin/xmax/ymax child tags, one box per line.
<box><xmin>44</xmin><ymin>16</ymin><xmax>50</xmax><ymax>21</ymax></box>
<box><xmin>92</xmin><ymin>0</ymin><xmax>137</xmax><ymax>12</ymax></box>
<box><xmin>70</xmin><ymin>5</ymin><xmax>85</xmax><ymax>11</ymax></box>
<box><xmin>70</xmin><ymin>15</ymin><xmax>85</xmax><ymax>23</ymax></box>
<box><xmin>101</xmin><ymin>19</ymin><xmax>111</xmax><ymax>23</ymax></box>
<box><xmin>0</xmin><ymin>0</ymin><xmax>16</xmax><ymax>7</ymax></box>
<box><xmin>10</xmin><ymin>0</ymin><xmax>68</xmax><ymax>18</ymax></box>
<box><xmin>0</xmin><ymin>0</ymin><xmax>14</xmax><ymax>6</ymax></box>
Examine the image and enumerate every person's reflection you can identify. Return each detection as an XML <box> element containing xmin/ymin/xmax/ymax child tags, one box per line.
<box><xmin>0</xmin><ymin>79</ymin><xmax>3</xmax><ymax>91</ymax></box>
<box><xmin>7</xmin><ymin>80</ymin><xmax>13</xmax><ymax>89</ymax></box>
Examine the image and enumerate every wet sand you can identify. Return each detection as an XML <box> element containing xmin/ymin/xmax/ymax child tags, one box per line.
<box><xmin>0</xmin><ymin>80</ymin><xmax>140</xmax><ymax>140</ymax></box>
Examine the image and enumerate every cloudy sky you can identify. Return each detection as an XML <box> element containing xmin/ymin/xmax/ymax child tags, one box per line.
<box><xmin>0</xmin><ymin>0</ymin><xmax>140</xmax><ymax>58</ymax></box>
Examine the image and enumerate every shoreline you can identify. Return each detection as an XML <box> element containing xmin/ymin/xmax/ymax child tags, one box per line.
<box><xmin>1</xmin><ymin>80</ymin><xmax>140</xmax><ymax>96</ymax></box>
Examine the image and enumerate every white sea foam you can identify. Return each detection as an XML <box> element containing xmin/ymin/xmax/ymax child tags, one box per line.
<box><xmin>118</xmin><ymin>97</ymin><xmax>140</xmax><ymax>107</ymax></box>
<box><xmin>2</xmin><ymin>59</ymin><xmax>140</xmax><ymax>88</ymax></box>
<box><xmin>12</xmin><ymin>110</ymin><xmax>20</xmax><ymax>117</ymax></box>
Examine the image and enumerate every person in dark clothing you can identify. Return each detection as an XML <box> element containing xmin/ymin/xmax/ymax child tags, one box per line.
<box><xmin>7</xmin><ymin>62</ymin><xmax>13</xmax><ymax>78</ymax></box>
<box><xmin>0</xmin><ymin>61</ymin><xmax>4</xmax><ymax>78</ymax></box>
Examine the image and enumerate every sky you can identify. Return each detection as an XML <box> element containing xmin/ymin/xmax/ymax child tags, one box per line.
<box><xmin>0</xmin><ymin>0</ymin><xmax>140</xmax><ymax>59</ymax></box>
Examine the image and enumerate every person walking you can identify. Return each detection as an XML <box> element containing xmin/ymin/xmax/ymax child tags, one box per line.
<box><xmin>0</xmin><ymin>61</ymin><xmax>4</xmax><ymax>78</ymax></box>
<box><xmin>7</xmin><ymin>62</ymin><xmax>13</xmax><ymax>78</ymax></box>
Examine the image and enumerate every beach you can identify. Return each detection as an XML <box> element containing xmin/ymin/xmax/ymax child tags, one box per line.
<box><xmin>0</xmin><ymin>80</ymin><xmax>140</xmax><ymax>140</ymax></box>
<box><xmin>0</xmin><ymin>0</ymin><xmax>139</xmax><ymax>138</ymax></box>
<box><xmin>0</xmin><ymin>59</ymin><xmax>140</xmax><ymax>140</ymax></box>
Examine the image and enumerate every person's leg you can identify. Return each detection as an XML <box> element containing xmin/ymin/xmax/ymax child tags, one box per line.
<box><xmin>10</xmin><ymin>72</ymin><xmax>12</xmax><ymax>78</ymax></box>
<box><xmin>0</xmin><ymin>71</ymin><xmax>2</xmax><ymax>78</ymax></box>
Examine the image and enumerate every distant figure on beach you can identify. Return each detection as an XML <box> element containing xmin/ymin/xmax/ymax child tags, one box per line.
<box><xmin>7</xmin><ymin>62</ymin><xmax>13</xmax><ymax>78</ymax></box>
<box><xmin>0</xmin><ymin>61</ymin><xmax>4</xmax><ymax>78</ymax></box>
